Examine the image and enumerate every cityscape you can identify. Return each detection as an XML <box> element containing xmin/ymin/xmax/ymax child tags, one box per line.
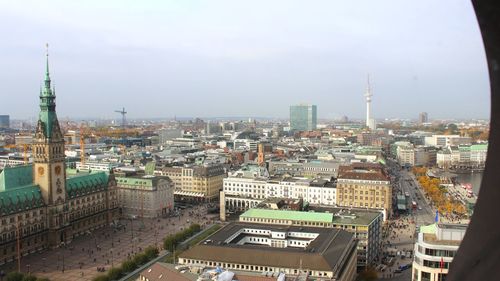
<box><xmin>0</xmin><ymin>2</ymin><xmax>492</xmax><ymax>281</ymax></box>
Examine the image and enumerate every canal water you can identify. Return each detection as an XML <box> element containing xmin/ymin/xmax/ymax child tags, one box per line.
<box><xmin>456</xmin><ymin>172</ymin><xmax>483</xmax><ymax>195</ymax></box>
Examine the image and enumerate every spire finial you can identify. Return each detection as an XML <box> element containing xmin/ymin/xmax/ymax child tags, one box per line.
<box><xmin>45</xmin><ymin>43</ymin><xmax>50</xmax><ymax>80</ymax></box>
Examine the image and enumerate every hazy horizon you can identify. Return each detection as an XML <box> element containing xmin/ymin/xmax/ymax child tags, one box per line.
<box><xmin>0</xmin><ymin>0</ymin><xmax>490</xmax><ymax>120</ymax></box>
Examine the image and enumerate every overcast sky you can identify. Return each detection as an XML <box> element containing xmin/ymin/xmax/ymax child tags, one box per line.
<box><xmin>0</xmin><ymin>0</ymin><xmax>490</xmax><ymax>120</ymax></box>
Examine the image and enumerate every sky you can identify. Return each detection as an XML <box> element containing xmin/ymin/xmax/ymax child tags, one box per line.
<box><xmin>0</xmin><ymin>0</ymin><xmax>490</xmax><ymax>120</ymax></box>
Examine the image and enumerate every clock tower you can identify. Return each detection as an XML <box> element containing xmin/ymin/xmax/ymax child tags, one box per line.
<box><xmin>33</xmin><ymin>45</ymin><xmax>70</xmax><ymax>245</ymax></box>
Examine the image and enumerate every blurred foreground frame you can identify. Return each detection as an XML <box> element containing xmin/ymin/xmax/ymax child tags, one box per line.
<box><xmin>447</xmin><ymin>1</ymin><xmax>500</xmax><ymax>280</ymax></box>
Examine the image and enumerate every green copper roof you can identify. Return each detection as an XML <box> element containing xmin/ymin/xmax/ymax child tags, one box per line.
<box><xmin>241</xmin><ymin>208</ymin><xmax>333</xmax><ymax>223</ymax></box>
<box><xmin>115</xmin><ymin>176</ymin><xmax>155</xmax><ymax>188</ymax></box>
<box><xmin>66</xmin><ymin>171</ymin><xmax>109</xmax><ymax>198</ymax></box>
<box><xmin>38</xmin><ymin>111</ymin><xmax>59</xmax><ymax>138</ymax></box>
<box><xmin>471</xmin><ymin>144</ymin><xmax>488</xmax><ymax>151</ymax></box>
<box><xmin>458</xmin><ymin>145</ymin><xmax>470</xmax><ymax>152</ymax></box>
<box><xmin>0</xmin><ymin>184</ymin><xmax>44</xmax><ymax>214</ymax></box>
<box><xmin>0</xmin><ymin>165</ymin><xmax>34</xmax><ymax>191</ymax></box>
<box><xmin>42</xmin><ymin>48</ymin><xmax>52</xmax><ymax>98</ymax></box>
<box><xmin>37</xmin><ymin>49</ymin><xmax>59</xmax><ymax>139</ymax></box>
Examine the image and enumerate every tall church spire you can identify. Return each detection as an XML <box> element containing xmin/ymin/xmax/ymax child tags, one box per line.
<box><xmin>33</xmin><ymin>44</ymin><xmax>67</xmax><ymax>215</ymax></box>
<box><xmin>43</xmin><ymin>43</ymin><xmax>52</xmax><ymax>96</ymax></box>
<box><xmin>45</xmin><ymin>43</ymin><xmax>50</xmax><ymax>81</ymax></box>
<box><xmin>37</xmin><ymin>43</ymin><xmax>60</xmax><ymax>139</ymax></box>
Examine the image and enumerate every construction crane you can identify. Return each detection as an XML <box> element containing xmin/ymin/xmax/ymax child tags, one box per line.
<box><xmin>5</xmin><ymin>144</ymin><xmax>31</xmax><ymax>165</ymax></box>
<box><xmin>80</xmin><ymin>125</ymin><xmax>86</xmax><ymax>166</ymax></box>
<box><xmin>115</xmin><ymin>107</ymin><xmax>127</xmax><ymax>146</ymax></box>
<box><xmin>115</xmin><ymin>107</ymin><xmax>127</xmax><ymax>128</ymax></box>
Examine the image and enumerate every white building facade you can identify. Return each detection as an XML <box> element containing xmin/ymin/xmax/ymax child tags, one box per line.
<box><xmin>436</xmin><ymin>144</ymin><xmax>487</xmax><ymax>169</ymax></box>
<box><xmin>412</xmin><ymin>223</ymin><xmax>466</xmax><ymax>281</ymax></box>
<box><xmin>222</xmin><ymin>173</ymin><xmax>336</xmax><ymax>215</ymax></box>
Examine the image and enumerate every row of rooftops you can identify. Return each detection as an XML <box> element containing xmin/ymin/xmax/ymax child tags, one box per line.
<box><xmin>160</xmin><ymin>163</ymin><xmax>226</xmax><ymax>177</ymax></box>
<box><xmin>230</xmin><ymin>162</ymin><xmax>388</xmax><ymax>182</ymax></box>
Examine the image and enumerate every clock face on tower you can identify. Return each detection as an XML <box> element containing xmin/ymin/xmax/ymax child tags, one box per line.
<box><xmin>38</xmin><ymin>166</ymin><xmax>44</xmax><ymax>176</ymax></box>
<box><xmin>55</xmin><ymin>165</ymin><xmax>61</xmax><ymax>175</ymax></box>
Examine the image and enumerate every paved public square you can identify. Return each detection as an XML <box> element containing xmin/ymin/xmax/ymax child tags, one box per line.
<box><xmin>0</xmin><ymin>204</ymin><xmax>219</xmax><ymax>281</ymax></box>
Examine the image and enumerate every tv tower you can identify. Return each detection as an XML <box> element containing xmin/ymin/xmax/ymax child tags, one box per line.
<box><xmin>365</xmin><ymin>75</ymin><xmax>374</xmax><ymax>129</ymax></box>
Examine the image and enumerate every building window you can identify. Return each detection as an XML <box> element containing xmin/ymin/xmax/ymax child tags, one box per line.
<box><xmin>421</xmin><ymin>271</ymin><xmax>431</xmax><ymax>281</ymax></box>
<box><xmin>437</xmin><ymin>273</ymin><xmax>447</xmax><ymax>281</ymax></box>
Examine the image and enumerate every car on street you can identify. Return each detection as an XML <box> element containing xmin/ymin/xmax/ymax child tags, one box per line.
<box><xmin>398</xmin><ymin>263</ymin><xmax>412</xmax><ymax>271</ymax></box>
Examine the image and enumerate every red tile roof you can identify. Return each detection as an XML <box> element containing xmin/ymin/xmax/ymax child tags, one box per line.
<box><xmin>338</xmin><ymin>163</ymin><xmax>389</xmax><ymax>181</ymax></box>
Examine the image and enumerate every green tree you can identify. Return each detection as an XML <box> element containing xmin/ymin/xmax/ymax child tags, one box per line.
<box><xmin>107</xmin><ymin>267</ymin><xmax>123</xmax><ymax>281</ymax></box>
<box><xmin>6</xmin><ymin>272</ymin><xmax>24</xmax><ymax>281</ymax></box>
<box><xmin>190</xmin><ymin>224</ymin><xmax>201</xmax><ymax>233</ymax></box>
<box><xmin>174</xmin><ymin>232</ymin><xmax>184</xmax><ymax>242</ymax></box>
<box><xmin>92</xmin><ymin>275</ymin><xmax>110</xmax><ymax>281</ymax></box>
<box><xmin>447</xmin><ymin>123</ymin><xmax>459</xmax><ymax>134</ymax></box>
<box><xmin>163</xmin><ymin>235</ymin><xmax>175</xmax><ymax>251</ymax></box>
<box><xmin>121</xmin><ymin>259</ymin><xmax>137</xmax><ymax>273</ymax></box>
<box><xmin>21</xmin><ymin>276</ymin><xmax>37</xmax><ymax>281</ymax></box>
<box><xmin>132</xmin><ymin>253</ymin><xmax>149</xmax><ymax>266</ymax></box>
<box><xmin>144</xmin><ymin>246</ymin><xmax>159</xmax><ymax>260</ymax></box>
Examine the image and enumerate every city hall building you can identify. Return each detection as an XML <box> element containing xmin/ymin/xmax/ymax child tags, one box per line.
<box><xmin>0</xmin><ymin>53</ymin><xmax>119</xmax><ymax>265</ymax></box>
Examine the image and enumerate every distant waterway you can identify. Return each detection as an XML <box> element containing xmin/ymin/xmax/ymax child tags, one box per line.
<box><xmin>455</xmin><ymin>172</ymin><xmax>483</xmax><ymax>195</ymax></box>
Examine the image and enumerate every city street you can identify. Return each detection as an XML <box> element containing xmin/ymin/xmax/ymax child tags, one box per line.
<box><xmin>0</xmin><ymin>204</ymin><xmax>218</xmax><ymax>281</ymax></box>
<box><xmin>380</xmin><ymin>161</ymin><xmax>472</xmax><ymax>281</ymax></box>
<box><xmin>378</xmin><ymin>161</ymin><xmax>436</xmax><ymax>279</ymax></box>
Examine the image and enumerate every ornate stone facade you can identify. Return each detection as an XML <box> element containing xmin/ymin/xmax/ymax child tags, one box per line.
<box><xmin>0</xmin><ymin>50</ymin><xmax>119</xmax><ymax>265</ymax></box>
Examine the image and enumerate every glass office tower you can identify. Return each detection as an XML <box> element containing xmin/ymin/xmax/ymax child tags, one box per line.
<box><xmin>290</xmin><ymin>104</ymin><xmax>317</xmax><ymax>131</ymax></box>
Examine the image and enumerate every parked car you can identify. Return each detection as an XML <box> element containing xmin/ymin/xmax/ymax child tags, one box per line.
<box><xmin>398</xmin><ymin>263</ymin><xmax>412</xmax><ymax>271</ymax></box>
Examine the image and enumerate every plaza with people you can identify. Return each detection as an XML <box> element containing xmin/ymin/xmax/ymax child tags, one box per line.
<box><xmin>0</xmin><ymin>203</ymin><xmax>218</xmax><ymax>281</ymax></box>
